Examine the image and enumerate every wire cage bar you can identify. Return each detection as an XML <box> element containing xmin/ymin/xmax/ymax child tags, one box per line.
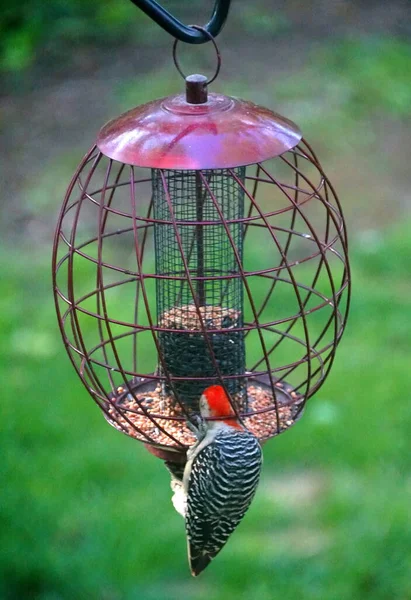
<box><xmin>52</xmin><ymin>137</ymin><xmax>350</xmax><ymax>459</ymax></box>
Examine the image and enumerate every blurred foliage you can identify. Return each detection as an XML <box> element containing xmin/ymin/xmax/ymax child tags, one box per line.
<box><xmin>237</xmin><ymin>5</ymin><xmax>291</xmax><ymax>37</ymax></box>
<box><xmin>0</xmin><ymin>0</ymin><xmax>141</xmax><ymax>71</ymax></box>
<box><xmin>321</xmin><ymin>37</ymin><xmax>411</xmax><ymax>118</ymax></box>
<box><xmin>272</xmin><ymin>37</ymin><xmax>411</xmax><ymax>130</ymax></box>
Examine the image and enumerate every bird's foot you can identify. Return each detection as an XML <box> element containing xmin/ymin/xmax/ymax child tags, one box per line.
<box><xmin>186</xmin><ymin>414</ymin><xmax>206</xmax><ymax>439</ymax></box>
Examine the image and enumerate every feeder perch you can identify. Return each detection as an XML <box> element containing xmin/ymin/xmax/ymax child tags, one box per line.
<box><xmin>52</xmin><ymin>63</ymin><xmax>350</xmax><ymax>466</ymax></box>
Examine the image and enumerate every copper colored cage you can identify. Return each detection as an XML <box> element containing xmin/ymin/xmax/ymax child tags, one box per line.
<box><xmin>52</xmin><ymin>74</ymin><xmax>350</xmax><ymax>464</ymax></box>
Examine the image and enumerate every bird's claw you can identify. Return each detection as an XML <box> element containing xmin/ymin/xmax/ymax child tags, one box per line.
<box><xmin>187</xmin><ymin>414</ymin><xmax>206</xmax><ymax>440</ymax></box>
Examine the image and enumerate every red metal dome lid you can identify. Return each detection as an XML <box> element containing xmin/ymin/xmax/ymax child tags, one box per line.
<box><xmin>97</xmin><ymin>91</ymin><xmax>302</xmax><ymax>169</ymax></box>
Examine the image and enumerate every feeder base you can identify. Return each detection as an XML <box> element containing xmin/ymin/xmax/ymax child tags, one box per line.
<box><xmin>104</xmin><ymin>375</ymin><xmax>304</xmax><ymax>461</ymax></box>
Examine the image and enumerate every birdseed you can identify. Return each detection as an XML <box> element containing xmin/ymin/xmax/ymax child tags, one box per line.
<box><xmin>106</xmin><ymin>381</ymin><xmax>304</xmax><ymax>450</ymax></box>
<box><xmin>158</xmin><ymin>304</ymin><xmax>246</xmax><ymax>410</ymax></box>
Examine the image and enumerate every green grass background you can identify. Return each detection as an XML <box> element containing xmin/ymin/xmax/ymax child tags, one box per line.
<box><xmin>2</xmin><ymin>223</ymin><xmax>411</xmax><ymax>599</ymax></box>
<box><xmin>1</xmin><ymin>1</ymin><xmax>411</xmax><ymax>598</ymax></box>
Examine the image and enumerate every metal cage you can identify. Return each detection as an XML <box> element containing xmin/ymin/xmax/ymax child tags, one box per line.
<box><xmin>52</xmin><ymin>83</ymin><xmax>350</xmax><ymax>463</ymax></box>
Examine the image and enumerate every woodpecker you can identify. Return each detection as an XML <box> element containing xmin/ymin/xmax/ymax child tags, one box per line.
<box><xmin>183</xmin><ymin>385</ymin><xmax>263</xmax><ymax>576</ymax></box>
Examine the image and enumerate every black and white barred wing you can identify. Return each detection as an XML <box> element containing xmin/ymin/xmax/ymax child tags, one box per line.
<box><xmin>185</xmin><ymin>429</ymin><xmax>262</xmax><ymax>576</ymax></box>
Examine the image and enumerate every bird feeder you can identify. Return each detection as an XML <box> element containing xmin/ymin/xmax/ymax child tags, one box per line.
<box><xmin>52</xmin><ymin>39</ymin><xmax>350</xmax><ymax>468</ymax></box>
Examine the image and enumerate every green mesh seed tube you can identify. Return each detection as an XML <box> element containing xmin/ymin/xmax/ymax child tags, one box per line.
<box><xmin>152</xmin><ymin>168</ymin><xmax>246</xmax><ymax>411</ymax></box>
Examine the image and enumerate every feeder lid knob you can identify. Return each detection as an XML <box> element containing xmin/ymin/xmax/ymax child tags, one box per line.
<box><xmin>185</xmin><ymin>74</ymin><xmax>208</xmax><ymax>104</ymax></box>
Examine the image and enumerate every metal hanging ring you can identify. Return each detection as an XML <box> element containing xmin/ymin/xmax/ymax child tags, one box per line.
<box><xmin>172</xmin><ymin>25</ymin><xmax>221</xmax><ymax>84</ymax></box>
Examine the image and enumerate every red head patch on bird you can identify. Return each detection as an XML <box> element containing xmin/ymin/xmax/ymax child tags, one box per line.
<box><xmin>200</xmin><ymin>385</ymin><xmax>242</xmax><ymax>428</ymax></box>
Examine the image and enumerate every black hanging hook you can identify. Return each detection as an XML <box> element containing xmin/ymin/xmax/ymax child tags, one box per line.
<box><xmin>129</xmin><ymin>0</ymin><xmax>231</xmax><ymax>44</ymax></box>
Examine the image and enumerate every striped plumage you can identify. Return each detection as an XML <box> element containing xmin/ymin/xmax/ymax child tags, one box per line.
<box><xmin>164</xmin><ymin>460</ymin><xmax>185</xmax><ymax>482</ymax></box>
<box><xmin>184</xmin><ymin>386</ymin><xmax>263</xmax><ymax>576</ymax></box>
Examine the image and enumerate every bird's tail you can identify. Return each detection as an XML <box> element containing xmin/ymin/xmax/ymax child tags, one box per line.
<box><xmin>189</xmin><ymin>550</ymin><xmax>212</xmax><ymax>577</ymax></box>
